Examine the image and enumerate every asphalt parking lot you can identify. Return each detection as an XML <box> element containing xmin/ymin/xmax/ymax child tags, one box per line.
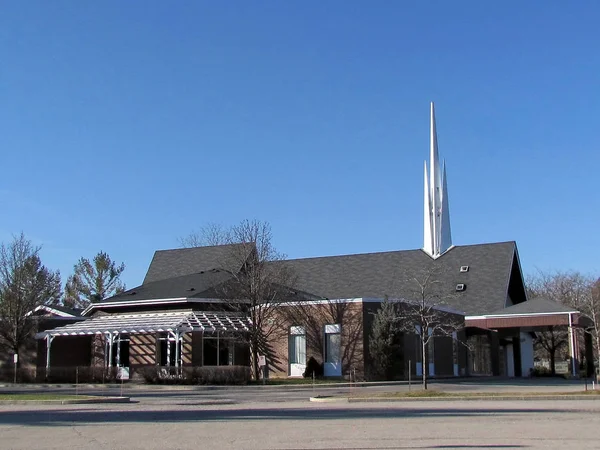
<box><xmin>0</xmin><ymin>380</ymin><xmax>599</xmax><ymax>449</ymax></box>
<box><xmin>1</xmin><ymin>398</ymin><xmax>599</xmax><ymax>449</ymax></box>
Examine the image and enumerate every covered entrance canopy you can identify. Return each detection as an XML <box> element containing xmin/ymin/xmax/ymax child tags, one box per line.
<box><xmin>465</xmin><ymin>297</ymin><xmax>593</xmax><ymax>376</ymax></box>
<box><xmin>35</xmin><ymin>311</ymin><xmax>252</xmax><ymax>371</ymax></box>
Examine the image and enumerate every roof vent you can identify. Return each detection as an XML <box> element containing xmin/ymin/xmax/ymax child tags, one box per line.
<box><xmin>187</xmin><ymin>287</ymin><xmax>195</xmax><ymax>291</ymax></box>
<box><xmin>460</xmin><ymin>266</ymin><xmax>469</xmax><ymax>273</ymax></box>
<box><xmin>456</xmin><ymin>284</ymin><xmax>466</xmax><ymax>292</ymax></box>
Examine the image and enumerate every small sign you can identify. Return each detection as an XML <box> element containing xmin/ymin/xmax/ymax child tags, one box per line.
<box><xmin>13</xmin><ymin>354</ymin><xmax>18</xmax><ymax>364</ymax></box>
<box><xmin>117</xmin><ymin>367</ymin><xmax>130</xmax><ymax>380</ymax></box>
<box><xmin>258</xmin><ymin>355</ymin><xmax>266</xmax><ymax>367</ymax></box>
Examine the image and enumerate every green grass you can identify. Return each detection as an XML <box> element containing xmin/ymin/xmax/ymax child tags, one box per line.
<box><xmin>0</xmin><ymin>393</ymin><xmax>96</xmax><ymax>401</ymax></box>
<box><xmin>349</xmin><ymin>390</ymin><xmax>600</xmax><ymax>399</ymax></box>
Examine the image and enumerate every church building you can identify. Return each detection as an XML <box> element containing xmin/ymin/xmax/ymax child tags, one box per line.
<box><xmin>36</xmin><ymin>104</ymin><xmax>593</xmax><ymax>381</ymax></box>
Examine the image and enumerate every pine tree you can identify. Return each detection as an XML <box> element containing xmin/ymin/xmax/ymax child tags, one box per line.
<box><xmin>369</xmin><ymin>298</ymin><xmax>403</xmax><ymax>380</ymax></box>
<box><xmin>64</xmin><ymin>251</ymin><xmax>125</xmax><ymax>309</ymax></box>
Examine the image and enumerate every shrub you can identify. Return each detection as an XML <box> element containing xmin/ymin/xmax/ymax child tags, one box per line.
<box><xmin>136</xmin><ymin>365</ymin><xmax>251</xmax><ymax>385</ymax></box>
<box><xmin>303</xmin><ymin>357</ymin><xmax>323</xmax><ymax>379</ymax></box>
<box><xmin>38</xmin><ymin>366</ymin><xmax>118</xmax><ymax>383</ymax></box>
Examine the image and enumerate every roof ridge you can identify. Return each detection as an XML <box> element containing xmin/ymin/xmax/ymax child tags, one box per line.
<box><xmin>279</xmin><ymin>241</ymin><xmax>516</xmax><ymax>264</ymax></box>
<box><xmin>153</xmin><ymin>242</ymin><xmax>249</xmax><ymax>254</ymax></box>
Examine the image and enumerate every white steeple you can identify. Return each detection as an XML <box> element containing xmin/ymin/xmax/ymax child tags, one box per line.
<box><xmin>423</xmin><ymin>102</ymin><xmax>452</xmax><ymax>257</ymax></box>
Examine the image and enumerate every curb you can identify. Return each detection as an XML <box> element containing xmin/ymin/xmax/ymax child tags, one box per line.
<box><xmin>0</xmin><ymin>396</ymin><xmax>131</xmax><ymax>405</ymax></box>
<box><xmin>309</xmin><ymin>396</ymin><xmax>349</xmax><ymax>403</ymax></box>
<box><xmin>320</xmin><ymin>395</ymin><xmax>600</xmax><ymax>403</ymax></box>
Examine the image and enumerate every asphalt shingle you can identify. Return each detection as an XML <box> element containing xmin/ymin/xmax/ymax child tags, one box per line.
<box><xmin>138</xmin><ymin>241</ymin><xmax>522</xmax><ymax>316</ymax></box>
<box><xmin>143</xmin><ymin>243</ymin><xmax>252</xmax><ymax>284</ymax></box>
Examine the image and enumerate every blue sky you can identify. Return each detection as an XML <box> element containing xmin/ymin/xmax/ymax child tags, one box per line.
<box><xmin>1</xmin><ymin>1</ymin><xmax>599</xmax><ymax>289</ymax></box>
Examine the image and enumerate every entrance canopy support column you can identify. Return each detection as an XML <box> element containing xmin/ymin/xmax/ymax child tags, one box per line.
<box><xmin>116</xmin><ymin>333</ymin><xmax>121</xmax><ymax>367</ymax></box>
<box><xmin>107</xmin><ymin>333</ymin><xmax>115</xmax><ymax>368</ymax></box>
<box><xmin>45</xmin><ymin>335</ymin><xmax>55</xmax><ymax>372</ymax></box>
<box><xmin>166</xmin><ymin>333</ymin><xmax>171</xmax><ymax>367</ymax></box>
<box><xmin>169</xmin><ymin>330</ymin><xmax>182</xmax><ymax>369</ymax></box>
<box><xmin>568</xmin><ymin>313</ymin><xmax>577</xmax><ymax>376</ymax></box>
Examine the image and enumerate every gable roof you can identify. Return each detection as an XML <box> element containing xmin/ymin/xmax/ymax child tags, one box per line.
<box><xmin>486</xmin><ymin>296</ymin><xmax>578</xmax><ymax>316</ymax></box>
<box><xmin>143</xmin><ymin>243</ymin><xmax>254</xmax><ymax>284</ymax></box>
<box><xmin>134</xmin><ymin>241</ymin><xmax>521</xmax><ymax>317</ymax></box>
<box><xmin>99</xmin><ymin>269</ymin><xmax>234</xmax><ymax>304</ymax></box>
<box><xmin>87</xmin><ymin>268</ymin><xmax>320</xmax><ymax>316</ymax></box>
<box><xmin>279</xmin><ymin>241</ymin><xmax>520</xmax><ymax>315</ymax></box>
<box><xmin>29</xmin><ymin>304</ymin><xmax>83</xmax><ymax>318</ymax></box>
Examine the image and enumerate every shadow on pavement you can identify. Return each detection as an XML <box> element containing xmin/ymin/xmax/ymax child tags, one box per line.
<box><xmin>0</xmin><ymin>406</ymin><xmax>580</xmax><ymax>427</ymax></box>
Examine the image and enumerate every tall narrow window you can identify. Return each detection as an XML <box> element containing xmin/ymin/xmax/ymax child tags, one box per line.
<box><xmin>289</xmin><ymin>326</ymin><xmax>306</xmax><ymax>365</ymax></box>
<box><xmin>324</xmin><ymin>324</ymin><xmax>341</xmax><ymax>364</ymax></box>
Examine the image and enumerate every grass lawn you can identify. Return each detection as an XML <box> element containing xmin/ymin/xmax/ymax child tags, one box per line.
<box><xmin>250</xmin><ymin>378</ymin><xmax>345</xmax><ymax>385</ymax></box>
<box><xmin>0</xmin><ymin>393</ymin><xmax>96</xmax><ymax>401</ymax></box>
<box><xmin>349</xmin><ymin>389</ymin><xmax>600</xmax><ymax>399</ymax></box>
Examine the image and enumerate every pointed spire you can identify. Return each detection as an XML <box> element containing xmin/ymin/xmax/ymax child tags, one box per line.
<box><xmin>423</xmin><ymin>161</ymin><xmax>433</xmax><ymax>256</ymax></box>
<box><xmin>423</xmin><ymin>102</ymin><xmax>452</xmax><ymax>257</ymax></box>
<box><xmin>440</xmin><ymin>161</ymin><xmax>452</xmax><ymax>253</ymax></box>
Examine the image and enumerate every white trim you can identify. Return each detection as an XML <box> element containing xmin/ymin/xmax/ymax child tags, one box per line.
<box><xmin>466</xmin><ymin>311</ymin><xmax>579</xmax><ymax>320</ymax></box>
<box><xmin>324</xmin><ymin>324</ymin><xmax>341</xmax><ymax>334</ymax></box>
<box><xmin>290</xmin><ymin>326</ymin><xmax>305</xmax><ymax>335</ymax></box>
<box><xmin>81</xmin><ymin>297</ymin><xmax>235</xmax><ymax>316</ymax></box>
<box><xmin>27</xmin><ymin>305</ymin><xmax>77</xmax><ymax>318</ymax></box>
<box><xmin>278</xmin><ymin>298</ymin><xmax>364</xmax><ymax>307</ymax></box>
<box><xmin>279</xmin><ymin>297</ymin><xmax>466</xmax><ymax>316</ymax></box>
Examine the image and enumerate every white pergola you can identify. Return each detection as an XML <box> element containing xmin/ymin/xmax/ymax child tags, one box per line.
<box><xmin>35</xmin><ymin>311</ymin><xmax>251</xmax><ymax>371</ymax></box>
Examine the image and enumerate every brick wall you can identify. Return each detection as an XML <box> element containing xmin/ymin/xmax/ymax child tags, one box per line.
<box><xmin>130</xmin><ymin>334</ymin><xmax>156</xmax><ymax>366</ymax></box>
<box><xmin>267</xmin><ymin>302</ymin><xmax>365</xmax><ymax>379</ymax></box>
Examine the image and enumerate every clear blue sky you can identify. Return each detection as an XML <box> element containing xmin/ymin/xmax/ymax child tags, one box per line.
<box><xmin>1</xmin><ymin>1</ymin><xmax>599</xmax><ymax>289</ymax></box>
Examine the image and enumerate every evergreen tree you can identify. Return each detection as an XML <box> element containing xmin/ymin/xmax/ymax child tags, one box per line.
<box><xmin>369</xmin><ymin>298</ymin><xmax>403</xmax><ymax>380</ymax></box>
<box><xmin>64</xmin><ymin>251</ymin><xmax>125</xmax><ymax>308</ymax></box>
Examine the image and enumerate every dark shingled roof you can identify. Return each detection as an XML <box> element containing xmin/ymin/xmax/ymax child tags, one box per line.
<box><xmin>487</xmin><ymin>296</ymin><xmax>577</xmax><ymax>316</ymax></box>
<box><xmin>109</xmin><ymin>269</ymin><xmax>235</xmax><ymax>303</ymax></box>
<box><xmin>138</xmin><ymin>240</ymin><xmax>523</xmax><ymax>316</ymax></box>
<box><xmin>279</xmin><ymin>241</ymin><xmax>521</xmax><ymax>316</ymax></box>
<box><xmin>143</xmin><ymin>243</ymin><xmax>253</xmax><ymax>284</ymax></box>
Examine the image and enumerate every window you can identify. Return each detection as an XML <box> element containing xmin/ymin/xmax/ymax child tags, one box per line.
<box><xmin>324</xmin><ymin>324</ymin><xmax>341</xmax><ymax>364</ymax></box>
<box><xmin>158</xmin><ymin>335</ymin><xmax>178</xmax><ymax>366</ymax></box>
<box><xmin>203</xmin><ymin>336</ymin><xmax>235</xmax><ymax>366</ymax></box>
<box><xmin>289</xmin><ymin>326</ymin><xmax>306</xmax><ymax>365</ymax></box>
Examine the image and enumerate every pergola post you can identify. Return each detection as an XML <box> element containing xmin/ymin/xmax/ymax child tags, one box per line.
<box><xmin>107</xmin><ymin>333</ymin><xmax>114</xmax><ymax>368</ymax></box>
<box><xmin>166</xmin><ymin>334</ymin><xmax>171</xmax><ymax>367</ymax></box>
<box><xmin>116</xmin><ymin>333</ymin><xmax>121</xmax><ymax>367</ymax></box>
<box><xmin>568</xmin><ymin>313</ymin><xmax>578</xmax><ymax>376</ymax></box>
<box><xmin>217</xmin><ymin>331</ymin><xmax>220</xmax><ymax>366</ymax></box>
<box><xmin>174</xmin><ymin>331</ymin><xmax>181</xmax><ymax>369</ymax></box>
<box><xmin>45</xmin><ymin>335</ymin><xmax>55</xmax><ymax>373</ymax></box>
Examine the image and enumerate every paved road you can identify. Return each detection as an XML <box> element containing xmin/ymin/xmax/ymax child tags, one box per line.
<box><xmin>1</xmin><ymin>398</ymin><xmax>599</xmax><ymax>449</ymax></box>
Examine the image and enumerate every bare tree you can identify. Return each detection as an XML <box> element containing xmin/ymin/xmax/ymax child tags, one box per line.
<box><xmin>535</xmin><ymin>327</ymin><xmax>568</xmax><ymax>375</ymax></box>
<box><xmin>281</xmin><ymin>297</ymin><xmax>364</xmax><ymax>378</ymax></box>
<box><xmin>178</xmin><ymin>223</ymin><xmax>226</xmax><ymax>247</ymax></box>
<box><xmin>528</xmin><ymin>270</ymin><xmax>599</xmax><ymax>373</ymax></box>
<box><xmin>392</xmin><ymin>266</ymin><xmax>464</xmax><ymax>390</ymax></box>
<box><xmin>64</xmin><ymin>251</ymin><xmax>126</xmax><ymax>308</ymax></box>
<box><xmin>182</xmin><ymin>220</ymin><xmax>297</xmax><ymax>380</ymax></box>
<box><xmin>589</xmin><ymin>279</ymin><xmax>600</xmax><ymax>367</ymax></box>
<box><xmin>0</xmin><ymin>233</ymin><xmax>61</xmax><ymax>360</ymax></box>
